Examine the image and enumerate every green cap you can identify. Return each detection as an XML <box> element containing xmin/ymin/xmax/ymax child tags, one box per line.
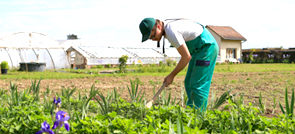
<box><xmin>139</xmin><ymin>18</ymin><xmax>156</xmax><ymax>42</ymax></box>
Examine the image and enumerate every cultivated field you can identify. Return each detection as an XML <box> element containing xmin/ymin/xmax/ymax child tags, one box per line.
<box><xmin>1</xmin><ymin>63</ymin><xmax>294</xmax><ymax>117</ymax></box>
<box><xmin>1</xmin><ymin>63</ymin><xmax>295</xmax><ymax>133</ymax></box>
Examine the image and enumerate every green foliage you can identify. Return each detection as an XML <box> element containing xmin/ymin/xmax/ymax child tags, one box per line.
<box><xmin>119</xmin><ymin>55</ymin><xmax>128</xmax><ymax>73</ymax></box>
<box><xmin>0</xmin><ymin>78</ymin><xmax>295</xmax><ymax>133</ymax></box>
<box><xmin>96</xmin><ymin>65</ymin><xmax>104</xmax><ymax>69</ymax></box>
<box><xmin>159</xmin><ymin>61</ymin><xmax>164</xmax><ymax>66</ymax></box>
<box><xmin>127</xmin><ymin>79</ymin><xmax>144</xmax><ymax>103</ymax></box>
<box><xmin>166</xmin><ymin>58</ymin><xmax>174</xmax><ymax>67</ymax></box>
<box><xmin>1</xmin><ymin>61</ymin><xmax>9</xmax><ymax>69</ymax></box>
<box><xmin>67</xmin><ymin>34</ymin><xmax>78</xmax><ymax>39</ymax></box>
<box><xmin>106</xmin><ymin>64</ymin><xmax>112</xmax><ymax>68</ymax></box>
<box><xmin>279</xmin><ymin>87</ymin><xmax>294</xmax><ymax>118</ymax></box>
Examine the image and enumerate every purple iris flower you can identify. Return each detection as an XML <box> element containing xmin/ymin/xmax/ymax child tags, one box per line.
<box><xmin>53</xmin><ymin>97</ymin><xmax>61</xmax><ymax>105</ymax></box>
<box><xmin>52</xmin><ymin>111</ymin><xmax>70</xmax><ymax>131</ymax></box>
<box><xmin>36</xmin><ymin>121</ymin><xmax>54</xmax><ymax>134</ymax></box>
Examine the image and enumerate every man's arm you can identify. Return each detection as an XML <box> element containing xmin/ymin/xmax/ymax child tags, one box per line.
<box><xmin>164</xmin><ymin>44</ymin><xmax>191</xmax><ymax>86</ymax></box>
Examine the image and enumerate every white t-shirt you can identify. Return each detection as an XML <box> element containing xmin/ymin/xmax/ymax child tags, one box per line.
<box><xmin>164</xmin><ymin>19</ymin><xmax>203</xmax><ymax>49</ymax></box>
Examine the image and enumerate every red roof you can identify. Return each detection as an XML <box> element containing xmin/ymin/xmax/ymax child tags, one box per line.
<box><xmin>206</xmin><ymin>25</ymin><xmax>247</xmax><ymax>41</ymax></box>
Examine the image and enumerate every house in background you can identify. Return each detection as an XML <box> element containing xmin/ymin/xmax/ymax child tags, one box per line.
<box><xmin>206</xmin><ymin>25</ymin><xmax>247</xmax><ymax>63</ymax></box>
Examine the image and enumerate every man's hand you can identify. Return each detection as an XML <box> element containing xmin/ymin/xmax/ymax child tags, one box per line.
<box><xmin>164</xmin><ymin>74</ymin><xmax>175</xmax><ymax>87</ymax></box>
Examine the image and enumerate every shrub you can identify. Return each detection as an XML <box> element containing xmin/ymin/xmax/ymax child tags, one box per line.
<box><xmin>105</xmin><ymin>64</ymin><xmax>112</xmax><ymax>68</ymax></box>
<box><xmin>166</xmin><ymin>58</ymin><xmax>174</xmax><ymax>67</ymax></box>
<box><xmin>119</xmin><ymin>55</ymin><xmax>128</xmax><ymax>73</ymax></box>
<box><xmin>96</xmin><ymin>65</ymin><xmax>104</xmax><ymax>69</ymax></box>
<box><xmin>0</xmin><ymin>61</ymin><xmax>9</xmax><ymax>69</ymax></box>
<box><xmin>159</xmin><ymin>61</ymin><xmax>164</xmax><ymax>66</ymax></box>
<box><xmin>150</xmin><ymin>63</ymin><xmax>156</xmax><ymax>67</ymax></box>
<box><xmin>172</xmin><ymin>61</ymin><xmax>177</xmax><ymax>66</ymax></box>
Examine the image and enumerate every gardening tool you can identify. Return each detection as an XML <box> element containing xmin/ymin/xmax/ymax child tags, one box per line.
<box><xmin>146</xmin><ymin>82</ymin><xmax>166</xmax><ymax>108</ymax></box>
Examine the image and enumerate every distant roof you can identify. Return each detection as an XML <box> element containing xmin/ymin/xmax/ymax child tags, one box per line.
<box><xmin>206</xmin><ymin>25</ymin><xmax>247</xmax><ymax>41</ymax></box>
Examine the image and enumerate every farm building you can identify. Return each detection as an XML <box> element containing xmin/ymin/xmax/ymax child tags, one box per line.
<box><xmin>66</xmin><ymin>46</ymin><xmax>136</xmax><ymax>69</ymax></box>
<box><xmin>206</xmin><ymin>25</ymin><xmax>247</xmax><ymax>63</ymax></box>
<box><xmin>0</xmin><ymin>32</ymin><xmax>70</xmax><ymax>69</ymax></box>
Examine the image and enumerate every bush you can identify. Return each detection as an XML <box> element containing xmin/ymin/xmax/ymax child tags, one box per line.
<box><xmin>159</xmin><ymin>61</ymin><xmax>164</xmax><ymax>66</ymax></box>
<box><xmin>149</xmin><ymin>63</ymin><xmax>156</xmax><ymax>67</ymax></box>
<box><xmin>97</xmin><ymin>65</ymin><xmax>104</xmax><ymax>69</ymax></box>
<box><xmin>166</xmin><ymin>58</ymin><xmax>174</xmax><ymax>67</ymax></box>
<box><xmin>119</xmin><ymin>55</ymin><xmax>128</xmax><ymax>73</ymax></box>
<box><xmin>105</xmin><ymin>64</ymin><xmax>111</xmax><ymax>68</ymax></box>
<box><xmin>172</xmin><ymin>61</ymin><xmax>177</xmax><ymax>66</ymax></box>
<box><xmin>0</xmin><ymin>61</ymin><xmax>9</xmax><ymax>69</ymax></box>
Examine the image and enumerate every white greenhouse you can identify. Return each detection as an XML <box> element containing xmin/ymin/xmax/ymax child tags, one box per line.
<box><xmin>66</xmin><ymin>46</ymin><xmax>183</xmax><ymax>69</ymax></box>
<box><xmin>0</xmin><ymin>32</ymin><xmax>70</xmax><ymax>69</ymax></box>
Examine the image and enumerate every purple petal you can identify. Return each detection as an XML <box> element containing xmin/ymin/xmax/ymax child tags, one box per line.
<box><xmin>52</xmin><ymin>121</ymin><xmax>59</xmax><ymax>129</ymax></box>
<box><xmin>41</xmin><ymin>121</ymin><xmax>50</xmax><ymax>131</ymax></box>
<box><xmin>36</xmin><ymin>130</ymin><xmax>43</xmax><ymax>134</ymax></box>
<box><xmin>48</xmin><ymin>129</ymin><xmax>55</xmax><ymax>134</ymax></box>
<box><xmin>64</xmin><ymin>115</ymin><xmax>70</xmax><ymax>121</ymax></box>
<box><xmin>64</xmin><ymin>122</ymin><xmax>70</xmax><ymax>131</ymax></box>
<box><xmin>57</xmin><ymin>97</ymin><xmax>61</xmax><ymax>103</ymax></box>
<box><xmin>53</xmin><ymin>97</ymin><xmax>57</xmax><ymax>103</ymax></box>
<box><xmin>55</xmin><ymin>111</ymin><xmax>65</xmax><ymax>120</ymax></box>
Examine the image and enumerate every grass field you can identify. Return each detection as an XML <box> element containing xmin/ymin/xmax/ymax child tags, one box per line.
<box><xmin>1</xmin><ymin>63</ymin><xmax>294</xmax><ymax>79</ymax></box>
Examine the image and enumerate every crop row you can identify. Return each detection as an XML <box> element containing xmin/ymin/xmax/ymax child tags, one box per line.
<box><xmin>0</xmin><ymin>78</ymin><xmax>294</xmax><ymax>133</ymax></box>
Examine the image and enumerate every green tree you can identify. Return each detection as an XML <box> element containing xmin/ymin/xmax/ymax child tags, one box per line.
<box><xmin>67</xmin><ymin>34</ymin><xmax>78</xmax><ymax>40</ymax></box>
<box><xmin>119</xmin><ymin>55</ymin><xmax>128</xmax><ymax>73</ymax></box>
<box><xmin>249</xmin><ymin>49</ymin><xmax>255</xmax><ymax>63</ymax></box>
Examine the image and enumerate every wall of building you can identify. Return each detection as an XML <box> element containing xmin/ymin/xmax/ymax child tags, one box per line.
<box><xmin>75</xmin><ymin>51</ymin><xmax>84</xmax><ymax>65</ymax></box>
<box><xmin>220</xmin><ymin>39</ymin><xmax>241</xmax><ymax>62</ymax></box>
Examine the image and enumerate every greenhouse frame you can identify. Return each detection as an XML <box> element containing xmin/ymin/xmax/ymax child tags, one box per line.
<box><xmin>0</xmin><ymin>32</ymin><xmax>70</xmax><ymax>69</ymax></box>
<box><xmin>66</xmin><ymin>46</ymin><xmax>181</xmax><ymax>69</ymax></box>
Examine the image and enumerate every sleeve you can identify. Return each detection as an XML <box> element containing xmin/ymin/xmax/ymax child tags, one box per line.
<box><xmin>165</xmin><ymin>26</ymin><xmax>185</xmax><ymax>49</ymax></box>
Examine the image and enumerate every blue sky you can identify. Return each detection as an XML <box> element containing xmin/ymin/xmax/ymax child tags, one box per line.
<box><xmin>0</xmin><ymin>0</ymin><xmax>294</xmax><ymax>49</ymax></box>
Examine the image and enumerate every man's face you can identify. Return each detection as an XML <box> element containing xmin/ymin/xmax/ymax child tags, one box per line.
<box><xmin>149</xmin><ymin>24</ymin><xmax>161</xmax><ymax>41</ymax></box>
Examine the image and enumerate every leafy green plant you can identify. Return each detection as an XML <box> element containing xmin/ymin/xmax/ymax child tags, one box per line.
<box><xmin>1</xmin><ymin>61</ymin><xmax>9</xmax><ymax>69</ymax></box>
<box><xmin>106</xmin><ymin>64</ymin><xmax>112</xmax><ymax>68</ymax></box>
<box><xmin>279</xmin><ymin>87</ymin><xmax>294</xmax><ymax>117</ymax></box>
<box><xmin>30</xmin><ymin>78</ymin><xmax>42</xmax><ymax>103</ymax></box>
<box><xmin>127</xmin><ymin>79</ymin><xmax>144</xmax><ymax>103</ymax></box>
<box><xmin>95</xmin><ymin>91</ymin><xmax>113</xmax><ymax>115</ymax></box>
<box><xmin>272</xmin><ymin>97</ymin><xmax>277</xmax><ymax>114</ymax></box>
<box><xmin>209</xmin><ymin>88</ymin><xmax>237</xmax><ymax>110</ymax></box>
<box><xmin>61</xmin><ymin>86</ymin><xmax>77</xmax><ymax>117</ymax></box>
<box><xmin>258</xmin><ymin>92</ymin><xmax>265</xmax><ymax>114</ymax></box>
<box><xmin>119</xmin><ymin>55</ymin><xmax>128</xmax><ymax>73</ymax></box>
<box><xmin>166</xmin><ymin>58</ymin><xmax>174</xmax><ymax>67</ymax></box>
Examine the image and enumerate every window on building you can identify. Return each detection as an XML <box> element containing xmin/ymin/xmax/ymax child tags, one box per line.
<box><xmin>226</xmin><ymin>48</ymin><xmax>236</xmax><ymax>59</ymax></box>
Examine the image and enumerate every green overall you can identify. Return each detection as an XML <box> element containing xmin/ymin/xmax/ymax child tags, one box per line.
<box><xmin>184</xmin><ymin>24</ymin><xmax>219</xmax><ymax>111</ymax></box>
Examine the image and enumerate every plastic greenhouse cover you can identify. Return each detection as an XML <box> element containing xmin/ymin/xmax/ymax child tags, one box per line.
<box><xmin>124</xmin><ymin>48</ymin><xmax>164</xmax><ymax>58</ymax></box>
<box><xmin>0</xmin><ymin>32</ymin><xmax>62</xmax><ymax>48</ymax></box>
<box><xmin>78</xmin><ymin>46</ymin><xmax>134</xmax><ymax>58</ymax></box>
<box><xmin>0</xmin><ymin>32</ymin><xmax>70</xmax><ymax>69</ymax></box>
<box><xmin>153</xmin><ymin>48</ymin><xmax>181</xmax><ymax>57</ymax></box>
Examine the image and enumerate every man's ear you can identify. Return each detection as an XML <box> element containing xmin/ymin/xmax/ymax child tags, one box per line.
<box><xmin>157</xmin><ymin>23</ymin><xmax>161</xmax><ymax>30</ymax></box>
